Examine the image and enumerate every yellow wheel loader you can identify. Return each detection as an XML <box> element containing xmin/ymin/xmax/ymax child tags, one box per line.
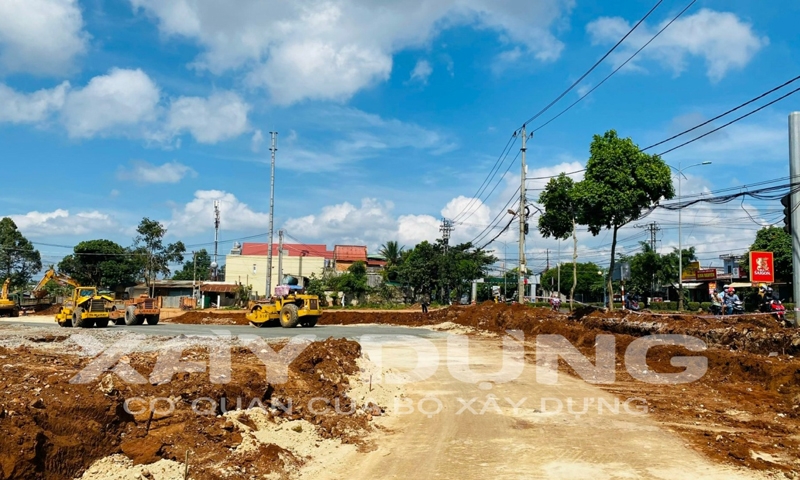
<box><xmin>0</xmin><ymin>278</ymin><xmax>20</xmax><ymax>318</ymax></box>
<box><xmin>38</xmin><ymin>269</ymin><xmax>114</xmax><ymax>328</ymax></box>
<box><xmin>246</xmin><ymin>279</ymin><xmax>321</xmax><ymax>328</ymax></box>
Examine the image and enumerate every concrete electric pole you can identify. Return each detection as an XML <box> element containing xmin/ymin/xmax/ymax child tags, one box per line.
<box><xmin>518</xmin><ymin>125</ymin><xmax>530</xmax><ymax>303</ymax></box>
<box><xmin>266</xmin><ymin>132</ymin><xmax>277</xmax><ymax>297</ymax></box>
<box><xmin>212</xmin><ymin>200</ymin><xmax>220</xmax><ymax>280</ymax></box>
<box><xmin>277</xmin><ymin>229</ymin><xmax>284</xmax><ymax>287</ymax></box>
<box><xmin>789</xmin><ymin>112</ymin><xmax>800</xmax><ymax>326</ymax></box>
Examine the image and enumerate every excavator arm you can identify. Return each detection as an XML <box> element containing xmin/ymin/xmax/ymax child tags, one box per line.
<box><xmin>33</xmin><ymin>268</ymin><xmax>80</xmax><ymax>294</ymax></box>
<box><xmin>1</xmin><ymin>278</ymin><xmax>9</xmax><ymax>300</ymax></box>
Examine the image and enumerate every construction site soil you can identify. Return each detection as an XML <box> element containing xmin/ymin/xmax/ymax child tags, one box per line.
<box><xmin>0</xmin><ymin>337</ymin><xmax>370</xmax><ymax>479</ymax></box>
<box><xmin>3</xmin><ymin>304</ymin><xmax>800</xmax><ymax>477</ymax></box>
<box><xmin>169</xmin><ymin>304</ymin><xmax>800</xmax><ymax>474</ymax></box>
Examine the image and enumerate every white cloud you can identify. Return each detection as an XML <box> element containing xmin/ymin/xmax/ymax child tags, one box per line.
<box><xmin>61</xmin><ymin>68</ymin><xmax>161</xmax><ymax>138</ymax></box>
<box><xmin>282</xmin><ymin>195</ymin><xmax>502</xmax><ymax>251</ymax></box>
<box><xmin>129</xmin><ymin>0</ymin><xmax>574</xmax><ymax>104</ymax></box>
<box><xmin>251</xmin><ymin>129</ymin><xmax>264</xmax><ymax>153</ymax></box>
<box><xmin>0</xmin><ymin>68</ymin><xmax>252</xmax><ymax>144</ymax></box>
<box><xmin>285</xmin><ymin>106</ymin><xmax>456</xmax><ymax>171</ymax></box>
<box><xmin>0</xmin><ymin>81</ymin><xmax>69</xmax><ymax>124</ymax></box>
<box><xmin>0</xmin><ymin>0</ymin><xmax>89</xmax><ymax>75</ymax></box>
<box><xmin>116</xmin><ymin>160</ymin><xmax>197</xmax><ymax>184</ymax></box>
<box><xmin>9</xmin><ymin>209</ymin><xmax>116</xmax><ymax>237</ymax></box>
<box><xmin>409</xmin><ymin>60</ymin><xmax>433</xmax><ymax>84</ymax></box>
<box><xmin>650</xmin><ymin>113</ymin><xmax>786</xmax><ymax>166</ymax></box>
<box><xmin>167</xmin><ymin>91</ymin><xmax>250</xmax><ymax>144</ymax></box>
<box><xmin>168</xmin><ymin>190</ymin><xmax>271</xmax><ymax>235</ymax></box>
<box><xmin>587</xmin><ymin>9</ymin><xmax>768</xmax><ymax>81</ymax></box>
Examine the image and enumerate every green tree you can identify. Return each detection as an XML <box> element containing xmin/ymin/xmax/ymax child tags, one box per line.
<box><xmin>573</xmin><ymin>130</ymin><xmax>674</xmax><ymax>309</ymax></box>
<box><xmin>538</xmin><ymin>173</ymin><xmax>580</xmax><ymax>309</ymax></box>
<box><xmin>540</xmin><ymin>262</ymin><xmax>604</xmax><ymax>302</ymax></box>
<box><xmin>133</xmin><ymin>218</ymin><xmax>186</xmax><ymax>287</ymax></box>
<box><xmin>57</xmin><ymin>239</ymin><xmax>140</xmax><ymax>291</ymax></box>
<box><xmin>379</xmin><ymin>241</ymin><xmax>404</xmax><ymax>266</ymax></box>
<box><xmin>742</xmin><ymin>226</ymin><xmax>791</xmax><ymax>282</ymax></box>
<box><xmin>0</xmin><ymin>217</ymin><xmax>42</xmax><ymax>291</ymax></box>
<box><xmin>623</xmin><ymin>242</ymin><xmax>663</xmax><ymax>297</ymax></box>
<box><xmin>395</xmin><ymin>240</ymin><xmax>495</xmax><ymax>303</ymax></box>
<box><xmin>335</xmin><ymin>261</ymin><xmax>369</xmax><ymax>300</ymax></box>
<box><xmin>437</xmin><ymin>242</ymin><xmax>496</xmax><ymax>302</ymax></box>
<box><xmin>172</xmin><ymin>249</ymin><xmax>212</xmax><ymax>281</ymax></box>
<box><xmin>396</xmin><ymin>241</ymin><xmax>439</xmax><ymax>297</ymax></box>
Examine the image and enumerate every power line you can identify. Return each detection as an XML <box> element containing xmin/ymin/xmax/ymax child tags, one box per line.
<box><xmin>532</xmin><ymin>0</ymin><xmax>697</xmax><ymax>134</ymax></box>
<box><xmin>451</xmin><ymin>135</ymin><xmax>517</xmax><ymax>223</ymax></box>
<box><xmin>657</xmin><ymin>85</ymin><xmax>800</xmax><ymax>156</ymax></box>
<box><xmin>520</xmin><ymin>0</ymin><xmax>664</xmax><ymax>128</ymax></box>
<box><xmin>642</xmin><ymin>73</ymin><xmax>800</xmax><ymax>152</ymax></box>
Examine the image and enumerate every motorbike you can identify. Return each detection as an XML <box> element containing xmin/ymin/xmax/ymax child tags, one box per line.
<box><xmin>626</xmin><ymin>297</ymin><xmax>641</xmax><ymax>312</ymax></box>
<box><xmin>759</xmin><ymin>297</ymin><xmax>788</xmax><ymax>325</ymax></box>
<box><xmin>709</xmin><ymin>304</ymin><xmax>722</xmax><ymax>315</ymax></box>
<box><xmin>550</xmin><ymin>297</ymin><xmax>561</xmax><ymax>311</ymax></box>
<box><xmin>731</xmin><ymin>300</ymin><xmax>745</xmax><ymax>315</ymax></box>
<box><xmin>767</xmin><ymin>299</ymin><xmax>788</xmax><ymax>325</ymax></box>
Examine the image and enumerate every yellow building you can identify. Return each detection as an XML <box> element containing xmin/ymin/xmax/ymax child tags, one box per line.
<box><xmin>225</xmin><ymin>242</ymin><xmax>333</xmax><ymax>297</ymax></box>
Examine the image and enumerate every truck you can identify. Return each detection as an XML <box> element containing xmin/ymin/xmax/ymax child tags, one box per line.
<box><xmin>0</xmin><ymin>279</ymin><xmax>19</xmax><ymax>317</ymax></box>
<box><xmin>109</xmin><ymin>294</ymin><xmax>161</xmax><ymax>325</ymax></box>
<box><xmin>37</xmin><ymin>269</ymin><xmax>115</xmax><ymax>328</ymax></box>
<box><xmin>246</xmin><ymin>276</ymin><xmax>321</xmax><ymax>328</ymax></box>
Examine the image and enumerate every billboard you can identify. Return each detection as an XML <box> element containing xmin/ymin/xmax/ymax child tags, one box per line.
<box><xmin>696</xmin><ymin>269</ymin><xmax>717</xmax><ymax>281</ymax></box>
<box><xmin>749</xmin><ymin>251</ymin><xmax>775</xmax><ymax>283</ymax></box>
<box><xmin>681</xmin><ymin>261</ymin><xmax>701</xmax><ymax>280</ymax></box>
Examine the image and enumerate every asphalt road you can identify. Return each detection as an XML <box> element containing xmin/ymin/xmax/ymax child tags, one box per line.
<box><xmin>0</xmin><ymin>316</ymin><xmax>444</xmax><ymax>340</ymax></box>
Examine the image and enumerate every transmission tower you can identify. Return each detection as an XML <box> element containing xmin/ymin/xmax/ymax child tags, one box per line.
<box><xmin>439</xmin><ymin>218</ymin><xmax>454</xmax><ymax>250</ymax></box>
<box><xmin>635</xmin><ymin>222</ymin><xmax>661</xmax><ymax>251</ymax></box>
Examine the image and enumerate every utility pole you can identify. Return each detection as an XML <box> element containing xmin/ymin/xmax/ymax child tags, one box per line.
<box><xmin>789</xmin><ymin>112</ymin><xmax>800</xmax><ymax>326</ymax></box>
<box><xmin>213</xmin><ymin>200</ymin><xmax>220</xmax><ymax>281</ymax></box>
<box><xmin>192</xmin><ymin>251</ymin><xmax>197</xmax><ymax>303</ymax></box>
<box><xmin>299</xmin><ymin>250</ymin><xmax>308</xmax><ymax>279</ymax></box>
<box><xmin>277</xmin><ymin>229</ymin><xmax>284</xmax><ymax>286</ymax></box>
<box><xmin>266</xmin><ymin>132</ymin><xmax>277</xmax><ymax>297</ymax></box>
<box><xmin>557</xmin><ymin>240</ymin><xmax>561</xmax><ymax>296</ymax></box>
<box><xmin>518</xmin><ymin>125</ymin><xmax>530</xmax><ymax>303</ymax></box>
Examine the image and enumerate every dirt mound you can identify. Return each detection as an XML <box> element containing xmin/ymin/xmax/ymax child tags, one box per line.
<box><xmin>168</xmin><ymin>310</ymin><xmax>249</xmax><ymax>325</ymax></box>
<box><xmin>35</xmin><ymin>304</ymin><xmax>62</xmax><ymax>316</ymax></box>
<box><xmin>0</xmin><ymin>338</ymin><xmax>369</xmax><ymax>479</ymax></box>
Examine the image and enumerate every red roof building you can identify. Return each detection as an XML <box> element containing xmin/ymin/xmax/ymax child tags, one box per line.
<box><xmin>241</xmin><ymin>243</ymin><xmax>333</xmax><ymax>259</ymax></box>
<box><xmin>333</xmin><ymin>245</ymin><xmax>368</xmax><ymax>271</ymax></box>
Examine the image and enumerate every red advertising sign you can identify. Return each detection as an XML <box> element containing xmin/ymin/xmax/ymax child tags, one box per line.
<box><xmin>749</xmin><ymin>251</ymin><xmax>775</xmax><ymax>283</ymax></box>
<box><xmin>696</xmin><ymin>269</ymin><xmax>717</xmax><ymax>280</ymax></box>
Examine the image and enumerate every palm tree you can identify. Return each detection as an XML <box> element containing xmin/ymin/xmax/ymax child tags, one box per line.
<box><xmin>379</xmin><ymin>241</ymin><xmax>404</xmax><ymax>266</ymax></box>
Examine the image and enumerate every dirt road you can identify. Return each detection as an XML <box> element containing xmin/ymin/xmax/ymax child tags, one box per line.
<box><xmin>318</xmin><ymin>337</ymin><xmax>765</xmax><ymax>480</ymax></box>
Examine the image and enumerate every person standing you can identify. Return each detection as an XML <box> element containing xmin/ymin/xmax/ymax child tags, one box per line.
<box><xmin>421</xmin><ymin>295</ymin><xmax>429</xmax><ymax>314</ymax></box>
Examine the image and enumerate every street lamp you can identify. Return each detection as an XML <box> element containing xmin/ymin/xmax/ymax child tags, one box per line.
<box><xmin>670</xmin><ymin>161</ymin><xmax>712</xmax><ymax>311</ymax></box>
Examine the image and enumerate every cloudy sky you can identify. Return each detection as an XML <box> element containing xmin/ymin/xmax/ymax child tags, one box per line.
<box><xmin>1</xmin><ymin>0</ymin><xmax>798</xmax><ymax>274</ymax></box>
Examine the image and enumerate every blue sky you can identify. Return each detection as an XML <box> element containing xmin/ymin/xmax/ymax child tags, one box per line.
<box><xmin>1</xmin><ymin>0</ymin><xmax>799</xmax><ymax>274</ymax></box>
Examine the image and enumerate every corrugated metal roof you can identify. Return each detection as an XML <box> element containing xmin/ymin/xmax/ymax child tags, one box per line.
<box><xmin>334</xmin><ymin>245</ymin><xmax>367</xmax><ymax>262</ymax></box>
<box><xmin>200</xmin><ymin>283</ymin><xmax>239</xmax><ymax>293</ymax></box>
<box><xmin>240</xmin><ymin>243</ymin><xmax>333</xmax><ymax>258</ymax></box>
